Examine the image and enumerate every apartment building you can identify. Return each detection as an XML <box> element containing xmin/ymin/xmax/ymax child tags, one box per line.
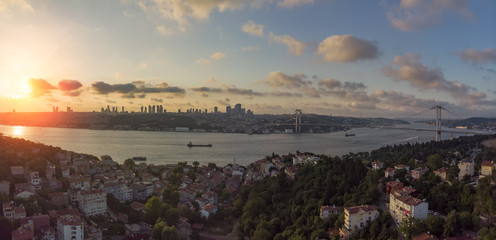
<box><xmin>339</xmin><ymin>205</ymin><xmax>379</xmax><ymax>238</ymax></box>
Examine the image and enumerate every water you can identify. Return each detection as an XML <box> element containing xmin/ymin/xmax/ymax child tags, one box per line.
<box><xmin>0</xmin><ymin>124</ymin><xmax>476</xmax><ymax>166</ymax></box>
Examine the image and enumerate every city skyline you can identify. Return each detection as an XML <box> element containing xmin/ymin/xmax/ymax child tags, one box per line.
<box><xmin>1</xmin><ymin>0</ymin><xmax>495</xmax><ymax>117</ymax></box>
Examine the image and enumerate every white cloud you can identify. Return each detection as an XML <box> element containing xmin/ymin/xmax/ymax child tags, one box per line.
<box><xmin>0</xmin><ymin>0</ymin><xmax>33</xmax><ymax>12</ymax></box>
<box><xmin>260</xmin><ymin>71</ymin><xmax>310</xmax><ymax>88</ymax></box>
<box><xmin>241</xmin><ymin>46</ymin><xmax>259</xmax><ymax>52</ymax></box>
<box><xmin>241</xmin><ymin>20</ymin><xmax>265</xmax><ymax>37</ymax></box>
<box><xmin>138</xmin><ymin>0</ymin><xmax>244</xmax><ymax>31</ymax></box>
<box><xmin>241</xmin><ymin>20</ymin><xmax>305</xmax><ymax>56</ymax></box>
<box><xmin>268</xmin><ymin>32</ymin><xmax>306</xmax><ymax>56</ymax></box>
<box><xmin>277</xmin><ymin>0</ymin><xmax>313</xmax><ymax>8</ymax></box>
<box><xmin>317</xmin><ymin>35</ymin><xmax>378</xmax><ymax>62</ymax></box>
<box><xmin>455</xmin><ymin>48</ymin><xmax>496</xmax><ymax>64</ymax></box>
<box><xmin>195</xmin><ymin>51</ymin><xmax>227</xmax><ymax>65</ymax></box>
<box><xmin>383</xmin><ymin>53</ymin><xmax>493</xmax><ymax>105</ymax></box>
<box><xmin>210</xmin><ymin>52</ymin><xmax>227</xmax><ymax>60</ymax></box>
<box><xmin>387</xmin><ymin>0</ymin><xmax>473</xmax><ymax>31</ymax></box>
<box><xmin>155</xmin><ymin>25</ymin><xmax>175</xmax><ymax>36</ymax></box>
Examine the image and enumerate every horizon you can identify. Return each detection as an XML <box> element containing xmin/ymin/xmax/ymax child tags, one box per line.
<box><xmin>1</xmin><ymin>0</ymin><xmax>495</xmax><ymax>118</ymax></box>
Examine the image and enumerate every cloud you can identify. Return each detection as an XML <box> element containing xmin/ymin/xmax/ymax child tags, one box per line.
<box><xmin>241</xmin><ymin>20</ymin><xmax>265</xmax><ymax>37</ymax></box>
<box><xmin>138</xmin><ymin>0</ymin><xmax>244</xmax><ymax>32</ymax></box>
<box><xmin>317</xmin><ymin>35</ymin><xmax>378</xmax><ymax>62</ymax></box>
<box><xmin>91</xmin><ymin>81</ymin><xmax>185</xmax><ymax>97</ymax></box>
<box><xmin>28</xmin><ymin>78</ymin><xmax>57</xmax><ymax>97</ymax></box>
<box><xmin>241</xmin><ymin>46</ymin><xmax>259</xmax><ymax>52</ymax></box>
<box><xmin>115</xmin><ymin>72</ymin><xmax>123</xmax><ymax>79</ymax></box>
<box><xmin>156</xmin><ymin>25</ymin><xmax>174</xmax><ymax>36</ymax></box>
<box><xmin>151</xmin><ymin>98</ymin><xmax>163</xmax><ymax>103</ymax></box>
<box><xmin>0</xmin><ymin>0</ymin><xmax>33</xmax><ymax>12</ymax></box>
<box><xmin>241</xmin><ymin>20</ymin><xmax>305</xmax><ymax>56</ymax></box>
<box><xmin>58</xmin><ymin>80</ymin><xmax>83</xmax><ymax>91</ymax></box>
<box><xmin>348</xmin><ymin>102</ymin><xmax>376</xmax><ymax>110</ymax></box>
<box><xmin>191</xmin><ymin>87</ymin><xmax>222</xmax><ymax>93</ymax></box>
<box><xmin>195</xmin><ymin>52</ymin><xmax>227</xmax><ymax>65</ymax></box>
<box><xmin>260</xmin><ymin>71</ymin><xmax>310</xmax><ymax>88</ymax></box>
<box><xmin>268</xmin><ymin>32</ymin><xmax>306</xmax><ymax>56</ymax></box>
<box><xmin>387</xmin><ymin>0</ymin><xmax>473</xmax><ymax>31</ymax></box>
<box><xmin>210</xmin><ymin>52</ymin><xmax>227</xmax><ymax>60</ymax></box>
<box><xmin>454</xmin><ymin>48</ymin><xmax>496</xmax><ymax>64</ymax></box>
<box><xmin>318</xmin><ymin>78</ymin><xmax>342</xmax><ymax>90</ymax></box>
<box><xmin>217</xmin><ymin>98</ymin><xmax>230</xmax><ymax>105</ymax></box>
<box><xmin>191</xmin><ymin>85</ymin><xmax>264</xmax><ymax>96</ymax></box>
<box><xmin>383</xmin><ymin>53</ymin><xmax>493</xmax><ymax>105</ymax></box>
<box><xmin>277</xmin><ymin>0</ymin><xmax>313</xmax><ymax>8</ymax></box>
<box><xmin>201</xmin><ymin>93</ymin><xmax>209</xmax><ymax>97</ymax></box>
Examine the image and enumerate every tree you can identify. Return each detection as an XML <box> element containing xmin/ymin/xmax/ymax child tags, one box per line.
<box><xmin>447</xmin><ymin>165</ymin><xmax>460</xmax><ymax>181</ymax></box>
<box><xmin>479</xmin><ymin>227</ymin><xmax>496</xmax><ymax>240</ymax></box>
<box><xmin>427</xmin><ymin>154</ymin><xmax>443</xmax><ymax>170</ymax></box>
<box><xmin>151</xmin><ymin>221</ymin><xmax>166</xmax><ymax>240</ymax></box>
<box><xmin>145</xmin><ymin>196</ymin><xmax>162</xmax><ymax>224</ymax></box>
<box><xmin>207</xmin><ymin>162</ymin><xmax>216</xmax><ymax>169</ymax></box>
<box><xmin>398</xmin><ymin>217</ymin><xmax>424</xmax><ymax>240</ymax></box>
<box><xmin>443</xmin><ymin>210</ymin><xmax>459</xmax><ymax>237</ymax></box>
<box><xmin>123</xmin><ymin>158</ymin><xmax>135</xmax><ymax>169</ymax></box>
<box><xmin>192</xmin><ymin>161</ymin><xmax>199</xmax><ymax>168</ymax></box>
<box><xmin>424</xmin><ymin>215</ymin><xmax>444</xmax><ymax>236</ymax></box>
<box><xmin>161</xmin><ymin>226</ymin><xmax>180</xmax><ymax>240</ymax></box>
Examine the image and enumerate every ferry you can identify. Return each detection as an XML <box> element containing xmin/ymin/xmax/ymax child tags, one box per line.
<box><xmin>345</xmin><ymin>133</ymin><xmax>356</xmax><ymax>137</ymax></box>
<box><xmin>132</xmin><ymin>156</ymin><xmax>147</xmax><ymax>161</ymax></box>
<box><xmin>187</xmin><ymin>141</ymin><xmax>212</xmax><ymax>147</ymax></box>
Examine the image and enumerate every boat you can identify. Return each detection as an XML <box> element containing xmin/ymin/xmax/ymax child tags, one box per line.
<box><xmin>187</xmin><ymin>141</ymin><xmax>212</xmax><ymax>147</ymax></box>
<box><xmin>345</xmin><ymin>133</ymin><xmax>355</xmax><ymax>137</ymax></box>
<box><xmin>132</xmin><ymin>156</ymin><xmax>147</xmax><ymax>161</ymax></box>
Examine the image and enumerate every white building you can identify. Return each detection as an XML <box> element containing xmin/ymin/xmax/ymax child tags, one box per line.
<box><xmin>320</xmin><ymin>205</ymin><xmax>342</xmax><ymax>219</ymax></box>
<box><xmin>458</xmin><ymin>160</ymin><xmax>474</xmax><ymax>179</ymax></box>
<box><xmin>77</xmin><ymin>189</ymin><xmax>107</xmax><ymax>216</ymax></box>
<box><xmin>29</xmin><ymin>171</ymin><xmax>41</xmax><ymax>186</ymax></box>
<box><xmin>339</xmin><ymin>205</ymin><xmax>379</xmax><ymax>238</ymax></box>
<box><xmin>57</xmin><ymin>214</ymin><xmax>84</xmax><ymax>240</ymax></box>
<box><xmin>389</xmin><ymin>188</ymin><xmax>428</xmax><ymax>224</ymax></box>
<box><xmin>70</xmin><ymin>177</ymin><xmax>91</xmax><ymax>190</ymax></box>
<box><xmin>2</xmin><ymin>201</ymin><xmax>26</xmax><ymax>222</ymax></box>
<box><xmin>115</xmin><ymin>185</ymin><xmax>133</xmax><ymax>203</ymax></box>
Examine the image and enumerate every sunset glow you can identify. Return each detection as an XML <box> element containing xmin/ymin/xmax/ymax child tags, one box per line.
<box><xmin>0</xmin><ymin>1</ymin><xmax>494</xmax><ymax>117</ymax></box>
<box><xmin>12</xmin><ymin>126</ymin><xmax>24</xmax><ymax>136</ymax></box>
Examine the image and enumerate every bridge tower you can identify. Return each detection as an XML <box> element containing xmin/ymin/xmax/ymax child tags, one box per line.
<box><xmin>295</xmin><ymin>109</ymin><xmax>302</xmax><ymax>133</ymax></box>
<box><xmin>431</xmin><ymin>105</ymin><xmax>445</xmax><ymax>142</ymax></box>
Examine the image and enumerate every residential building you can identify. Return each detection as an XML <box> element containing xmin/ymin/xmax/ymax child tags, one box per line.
<box><xmin>130</xmin><ymin>201</ymin><xmax>146</xmax><ymax>213</ymax></box>
<box><xmin>130</xmin><ymin>182</ymin><xmax>154</xmax><ymax>201</ymax></box>
<box><xmin>46</xmin><ymin>164</ymin><xmax>56</xmax><ymax>179</ymax></box>
<box><xmin>413</xmin><ymin>232</ymin><xmax>439</xmax><ymax>240</ymax></box>
<box><xmin>320</xmin><ymin>205</ymin><xmax>342</xmax><ymax>219</ymax></box>
<box><xmin>10</xmin><ymin>166</ymin><xmax>24</xmax><ymax>176</ymax></box>
<box><xmin>77</xmin><ymin>189</ymin><xmax>107</xmax><ymax>216</ymax></box>
<box><xmin>481</xmin><ymin>161</ymin><xmax>493</xmax><ymax>177</ymax></box>
<box><xmin>433</xmin><ymin>167</ymin><xmax>448</xmax><ymax>181</ymax></box>
<box><xmin>48</xmin><ymin>192</ymin><xmax>69</xmax><ymax>207</ymax></box>
<box><xmin>458</xmin><ymin>160</ymin><xmax>474</xmax><ymax>180</ymax></box>
<box><xmin>28</xmin><ymin>171</ymin><xmax>41</xmax><ymax>190</ymax></box>
<box><xmin>200</xmin><ymin>204</ymin><xmax>218</xmax><ymax>220</ymax></box>
<box><xmin>384</xmin><ymin>168</ymin><xmax>396</xmax><ymax>178</ymax></box>
<box><xmin>14</xmin><ymin>190</ymin><xmax>35</xmax><ymax>199</ymax></box>
<box><xmin>395</xmin><ymin>165</ymin><xmax>410</xmax><ymax>172</ymax></box>
<box><xmin>19</xmin><ymin>215</ymin><xmax>50</xmax><ymax>235</ymax></box>
<box><xmin>385</xmin><ymin>180</ymin><xmax>404</xmax><ymax>195</ymax></box>
<box><xmin>2</xmin><ymin>201</ymin><xmax>26</xmax><ymax>222</ymax></box>
<box><xmin>371</xmin><ymin>161</ymin><xmax>384</xmax><ymax>170</ymax></box>
<box><xmin>115</xmin><ymin>185</ymin><xmax>133</xmax><ymax>203</ymax></box>
<box><xmin>69</xmin><ymin>177</ymin><xmax>91</xmax><ymax>190</ymax></box>
<box><xmin>339</xmin><ymin>205</ymin><xmax>379</xmax><ymax>238</ymax></box>
<box><xmin>11</xmin><ymin>223</ymin><xmax>34</xmax><ymax>240</ymax></box>
<box><xmin>0</xmin><ymin>180</ymin><xmax>10</xmax><ymax>196</ymax></box>
<box><xmin>57</xmin><ymin>214</ymin><xmax>84</xmax><ymax>240</ymax></box>
<box><xmin>410</xmin><ymin>167</ymin><xmax>429</xmax><ymax>180</ymax></box>
<box><xmin>390</xmin><ymin>187</ymin><xmax>428</xmax><ymax>224</ymax></box>
<box><xmin>86</xmin><ymin>225</ymin><xmax>103</xmax><ymax>240</ymax></box>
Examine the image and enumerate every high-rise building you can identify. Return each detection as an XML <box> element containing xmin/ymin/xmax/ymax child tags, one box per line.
<box><xmin>214</xmin><ymin>106</ymin><xmax>218</xmax><ymax>113</ymax></box>
<box><xmin>226</xmin><ymin>106</ymin><xmax>231</xmax><ymax>115</ymax></box>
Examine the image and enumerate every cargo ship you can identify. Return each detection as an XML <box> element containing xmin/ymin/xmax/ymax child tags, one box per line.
<box><xmin>132</xmin><ymin>156</ymin><xmax>147</xmax><ymax>161</ymax></box>
<box><xmin>187</xmin><ymin>141</ymin><xmax>212</xmax><ymax>147</ymax></box>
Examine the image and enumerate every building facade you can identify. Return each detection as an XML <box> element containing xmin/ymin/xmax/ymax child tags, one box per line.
<box><xmin>77</xmin><ymin>189</ymin><xmax>107</xmax><ymax>216</ymax></box>
<box><xmin>390</xmin><ymin>188</ymin><xmax>428</xmax><ymax>224</ymax></box>
<box><xmin>339</xmin><ymin>205</ymin><xmax>379</xmax><ymax>238</ymax></box>
<box><xmin>57</xmin><ymin>215</ymin><xmax>84</xmax><ymax>240</ymax></box>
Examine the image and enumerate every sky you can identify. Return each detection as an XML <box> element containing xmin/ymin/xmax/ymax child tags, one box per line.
<box><xmin>0</xmin><ymin>0</ymin><xmax>495</xmax><ymax>118</ymax></box>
